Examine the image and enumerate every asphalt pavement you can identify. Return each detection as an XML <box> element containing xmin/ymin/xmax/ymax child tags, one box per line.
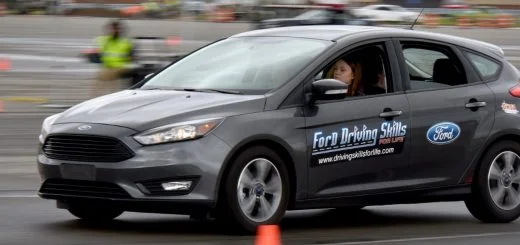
<box><xmin>1</xmin><ymin>16</ymin><xmax>520</xmax><ymax>245</ymax></box>
<box><xmin>0</xmin><ymin>196</ymin><xmax>519</xmax><ymax>245</ymax></box>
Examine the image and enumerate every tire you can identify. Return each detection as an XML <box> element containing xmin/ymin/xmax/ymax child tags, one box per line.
<box><xmin>68</xmin><ymin>204</ymin><xmax>124</xmax><ymax>222</ymax></box>
<box><xmin>219</xmin><ymin>146</ymin><xmax>290</xmax><ymax>234</ymax></box>
<box><xmin>465</xmin><ymin>140</ymin><xmax>520</xmax><ymax>223</ymax></box>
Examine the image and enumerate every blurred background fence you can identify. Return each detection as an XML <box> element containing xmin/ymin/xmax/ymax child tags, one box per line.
<box><xmin>1</xmin><ymin>0</ymin><xmax>520</xmax><ymax>28</ymax></box>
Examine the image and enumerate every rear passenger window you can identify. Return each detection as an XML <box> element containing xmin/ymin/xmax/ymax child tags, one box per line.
<box><xmin>401</xmin><ymin>42</ymin><xmax>468</xmax><ymax>91</ymax></box>
<box><xmin>464</xmin><ymin>51</ymin><xmax>501</xmax><ymax>80</ymax></box>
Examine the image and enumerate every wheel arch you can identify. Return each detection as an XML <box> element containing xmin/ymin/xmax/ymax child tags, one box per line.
<box><xmin>215</xmin><ymin>135</ymin><xmax>299</xmax><ymax>209</ymax></box>
<box><xmin>461</xmin><ymin>129</ymin><xmax>520</xmax><ymax>184</ymax></box>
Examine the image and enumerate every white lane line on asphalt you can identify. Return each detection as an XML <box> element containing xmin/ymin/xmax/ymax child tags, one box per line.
<box><xmin>0</xmin><ymin>37</ymin><xmax>211</xmax><ymax>45</ymax></box>
<box><xmin>506</xmin><ymin>56</ymin><xmax>520</xmax><ymax>61</ymax></box>
<box><xmin>0</xmin><ymin>191</ymin><xmax>38</xmax><ymax>198</ymax></box>
<box><xmin>501</xmin><ymin>45</ymin><xmax>520</xmax><ymax>50</ymax></box>
<box><xmin>0</xmin><ymin>112</ymin><xmax>61</xmax><ymax>116</ymax></box>
<box><xmin>323</xmin><ymin>231</ymin><xmax>520</xmax><ymax>245</ymax></box>
<box><xmin>0</xmin><ymin>54</ymin><xmax>83</xmax><ymax>63</ymax></box>
<box><xmin>6</xmin><ymin>68</ymin><xmax>99</xmax><ymax>73</ymax></box>
<box><xmin>0</xmin><ymin>194</ymin><xmax>38</xmax><ymax>198</ymax></box>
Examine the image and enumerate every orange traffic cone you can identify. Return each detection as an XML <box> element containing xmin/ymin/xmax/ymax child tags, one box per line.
<box><xmin>0</xmin><ymin>58</ymin><xmax>11</xmax><ymax>71</ymax></box>
<box><xmin>167</xmin><ymin>36</ymin><xmax>182</xmax><ymax>46</ymax></box>
<box><xmin>255</xmin><ymin>225</ymin><xmax>282</xmax><ymax>245</ymax></box>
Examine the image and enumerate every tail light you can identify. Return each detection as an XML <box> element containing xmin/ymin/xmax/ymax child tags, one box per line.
<box><xmin>510</xmin><ymin>83</ymin><xmax>520</xmax><ymax>97</ymax></box>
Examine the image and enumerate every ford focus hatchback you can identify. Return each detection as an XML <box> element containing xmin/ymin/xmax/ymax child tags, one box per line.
<box><xmin>37</xmin><ymin>25</ymin><xmax>520</xmax><ymax>233</ymax></box>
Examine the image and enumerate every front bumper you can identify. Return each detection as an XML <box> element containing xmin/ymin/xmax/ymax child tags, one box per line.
<box><xmin>37</xmin><ymin>123</ymin><xmax>231</xmax><ymax>213</ymax></box>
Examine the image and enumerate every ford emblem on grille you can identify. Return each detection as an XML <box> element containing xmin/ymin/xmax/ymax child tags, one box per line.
<box><xmin>426</xmin><ymin>122</ymin><xmax>461</xmax><ymax>145</ymax></box>
<box><xmin>78</xmin><ymin>125</ymin><xmax>92</xmax><ymax>131</ymax></box>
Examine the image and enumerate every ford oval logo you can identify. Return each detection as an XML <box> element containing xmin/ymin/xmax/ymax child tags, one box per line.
<box><xmin>426</xmin><ymin>122</ymin><xmax>461</xmax><ymax>145</ymax></box>
<box><xmin>78</xmin><ymin>125</ymin><xmax>92</xmax><ymax>131</ymax></box>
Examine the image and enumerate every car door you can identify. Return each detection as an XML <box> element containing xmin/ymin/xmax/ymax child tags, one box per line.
<box><xmin>304</xmin><ymin>40</ymin><xmax>413</xmax><ymax>199</ymax></box>
<box><xmin>394</xmin><ymin>39</ymin><xmax>496</xmax><ymax>187</ymax></box>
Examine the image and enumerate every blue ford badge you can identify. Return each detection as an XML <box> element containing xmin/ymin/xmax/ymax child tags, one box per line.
<box><xmin>426</xmin><ymin>122</ymin><xmax>461</xmax><ymax>145</ymax></box>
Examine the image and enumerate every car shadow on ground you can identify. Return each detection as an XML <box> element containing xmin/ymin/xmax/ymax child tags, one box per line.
<box><xmin>40</xmin><ymin>205</ymin><xmax>482</xmax><ymax>237</ymax></box>
<box><xmin>280</xmin><ymin>206</ymin><xmax>476</xmax><ymax>230</ymax></box>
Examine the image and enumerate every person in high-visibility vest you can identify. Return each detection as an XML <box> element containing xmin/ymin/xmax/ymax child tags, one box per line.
<box><xmin>92</xmin><ymin>19</ymin><xmax>135</xmax><ymax>98</ymax></box>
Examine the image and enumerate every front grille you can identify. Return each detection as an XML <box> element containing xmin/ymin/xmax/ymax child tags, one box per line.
<box><xmin>39</xmin><ymin>179</ymin><xmax>132</xmax><ymax>199</ymax></box>
<box><xmin>42</xmin><ymin>134</ymin><xmax>134</xmax><ymax>162</ymax></box>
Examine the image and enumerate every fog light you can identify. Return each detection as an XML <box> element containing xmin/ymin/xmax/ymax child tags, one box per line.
<box><xmin>161</xmin><ymin>181</ymin><xmax>192</xmax><ymax>191</ymax></box>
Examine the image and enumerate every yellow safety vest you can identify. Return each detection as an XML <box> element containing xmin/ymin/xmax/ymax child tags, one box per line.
<box><xmin>96</xmin><ymin>36</ymin><xmax>133</xmax><ymax>68</ymax></box>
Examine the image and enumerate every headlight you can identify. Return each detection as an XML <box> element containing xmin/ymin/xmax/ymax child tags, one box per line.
<box><xmin>133</xmin><ymin>117</ymin><xmax>224</xmax><ymax>145</ymax></box>
<box><xmin>39</xmin><ymin>113</ymin><xmax>62</xmax><ymax>144</ymax></box>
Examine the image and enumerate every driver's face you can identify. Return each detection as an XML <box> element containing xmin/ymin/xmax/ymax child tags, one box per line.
<box><xmin>331</xmin><ymin>60</ymin><xmax>353</xmax><ymax>85</ymax></box>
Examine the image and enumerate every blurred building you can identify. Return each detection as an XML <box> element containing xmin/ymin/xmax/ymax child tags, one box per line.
<box><xmin>466</xmin><ymin>0</ymin><xmax>520</xmax><ymax>9</ymax></box>
<box><xmin>350</xmin><ymin>0</ymin><xmax>520</xmax><ymax>8</ymax></box>
<box><xmin>67</xmin><ymin>0</ymin><xmax>143</xmax><ymax>3</ymax></box>
<box><xmin>56</xmin><ymin>0</ymin><xmax>520</xmax><ymax>9</ymax></box>
<box><xmin>379</xmin><ymin>0</ymin><xmax>442</xmax><ymax>8</ymax></box>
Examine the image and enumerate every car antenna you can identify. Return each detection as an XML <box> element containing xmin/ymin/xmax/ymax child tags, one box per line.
<box><xmin>409</xmin><ymin>8</ymin><xmax>425</xmax><ymax>30</ymax></box>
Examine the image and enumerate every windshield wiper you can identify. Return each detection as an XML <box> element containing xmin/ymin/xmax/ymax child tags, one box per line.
<box><xmin>179</xmin><ymin>88</ymin><xmax>242</xmax><ymax>95</ymax></box>
<box><xmin>140</xmin><ymin>87</ymin><xmax>242</xmax><ymax>94</ymax></box>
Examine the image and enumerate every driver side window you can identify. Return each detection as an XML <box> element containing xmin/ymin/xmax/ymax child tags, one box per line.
<box><xmin>314</xmin><ymin>42</ymin><xmax>393</xmax><ymax>98</ymax></box>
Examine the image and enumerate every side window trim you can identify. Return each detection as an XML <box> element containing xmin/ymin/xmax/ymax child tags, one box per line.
<box><xmin>392</xmin><ymin>38</ymin><xmax>412</xmax><ymax>91</ymax></box>
<box><xmin>386</xmin><ymin>38</ymin><xmax>404</xmax><ymax>93</ymax></box>
<box><xmin>392</xmin><ymin>38</ymin><xmax>482</xmax><ymax>93</ymax></box>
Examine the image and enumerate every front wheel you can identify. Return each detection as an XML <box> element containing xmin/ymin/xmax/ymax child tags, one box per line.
<box><xmin>465</xmin><ymin>140</ymin><xmax>520</xmax><ymax>223</ymax></box>
<box><xmin>220</xmin><ymin>146</ymin><xmax>290</xmax><ymax>233</ymax></box>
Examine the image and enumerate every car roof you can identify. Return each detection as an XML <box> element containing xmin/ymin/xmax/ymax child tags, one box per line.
<box><xmin>232</xmin><ymin>25</ymin><xmax>381</xmax><ymax>40</ymax></box>
<box><xmin>231</xmin><ymin>25</ymin><xmax>504</xmax><ymax>58</ymax></box>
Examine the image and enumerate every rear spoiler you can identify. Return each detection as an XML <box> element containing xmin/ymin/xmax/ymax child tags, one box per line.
<box><xmin>425</xmin><ymin>32</ymin><xmax>505</xmax><ymax>57</ymax></box>
<box><xmin>459</xmin><ymin>37</ymin><xmax>505</xmax><ymax>57</ymax></box>
<box><xmin>481</xmin><ymin>42</ymin><xmax>505</xmax><ymax>57</ymax></box>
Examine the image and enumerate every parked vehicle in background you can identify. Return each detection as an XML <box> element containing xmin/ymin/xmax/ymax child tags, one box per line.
<box><xmin>6</xmin><ymin>0</ymin><xmax>55</xmax><ymax>14</ymax></box>
<box><xmin>441</xmin><ymin>0</ymin><xmax>470</xmax><ymax>9</ymax></box>
<box><xmin>351</xmin><ymin>4</ymin><xmax>420</xmax><ymax>24</ymax></box>
<box><xmin>255</xmin><ymin>5</ymin><xmax>374</xmax><ymax>30</ymax></box>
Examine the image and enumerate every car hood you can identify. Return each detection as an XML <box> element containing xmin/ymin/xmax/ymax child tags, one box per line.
<box><xmin>54</xmin><ymin>89</ymin><xmax>266</xmax><ymax>132</ymax></box>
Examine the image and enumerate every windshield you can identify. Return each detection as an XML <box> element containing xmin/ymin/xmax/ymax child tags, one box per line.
<box><xmin>141</xmin><ymin>36</ymin><xmax>331</xmax><ymax>94</ymax></box>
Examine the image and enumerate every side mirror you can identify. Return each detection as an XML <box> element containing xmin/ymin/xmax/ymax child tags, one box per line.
<box><xmin>311</xmin><ymin>79</ymin><xmax>348</xmax><ymax>102</ymax></box>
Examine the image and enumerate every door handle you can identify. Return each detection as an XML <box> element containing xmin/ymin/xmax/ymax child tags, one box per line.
<box><xmin>379</xmin><ymin>110</ymin><xmax>402</xmax><ymax>118</ymax></box>
<box><xmin>465</xmin><ymin>101</ymin><xmax>487</xmax><ymax>109</ymax></box>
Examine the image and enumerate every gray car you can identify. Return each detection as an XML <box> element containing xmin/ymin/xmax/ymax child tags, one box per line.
<box><xmin>37</xmin><ymin>25</ymin><xmax>520</xmax><ymax>233</ymax></box>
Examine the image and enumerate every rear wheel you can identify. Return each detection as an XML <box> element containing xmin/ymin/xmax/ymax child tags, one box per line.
<box><xmin>219</xmin><ymin>146</ymin><xmax>290</xmax><ymax>233</ymax></box>
<box><xmin>465</xmin><ymin>140</ymin><xmax>520</xmax><ymax>223</ymax></box>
